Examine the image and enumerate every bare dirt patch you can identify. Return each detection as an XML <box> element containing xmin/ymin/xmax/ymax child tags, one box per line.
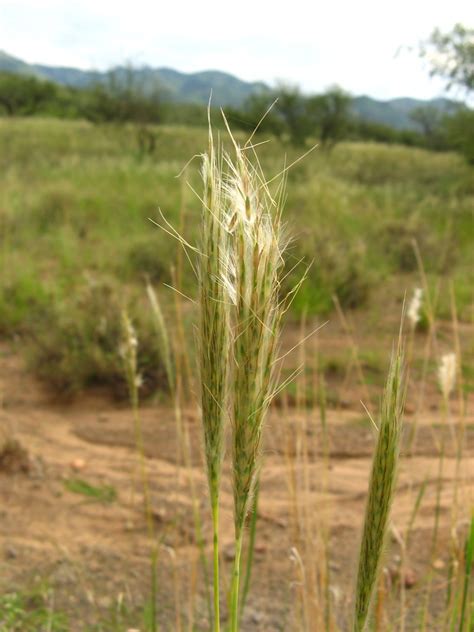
<box><xmin>0</xmin><ymin>341</ymin><xmax>472</xmax><ymax>630</ymax></box>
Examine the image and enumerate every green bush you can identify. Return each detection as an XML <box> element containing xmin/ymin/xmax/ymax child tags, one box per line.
<box><xmin>0</xmin><ymin>274</ymin><xmax>51</xmax><ymax>335</ymax></box>
<box><xmin>444</xmin><ymin>108</ymin><xmax>474</xmax><ymax>165</ymax></box>
<box><xmin>123</xmin><ymin>237</ymin><xmax>173</xmax><ymax>283</ymax></box>
<box><xmin>26</xmin><ymin>278</ymin><xmax>168</xmax><ymax>398</ymax></box>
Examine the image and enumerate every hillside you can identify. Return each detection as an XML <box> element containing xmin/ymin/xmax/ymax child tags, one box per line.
<box><xmin>0</xmin><ymin>51</ymin><xmax>266</xmax><ymax>108</ymax></box>
<box><xmin>352</xmin><ymin>95</ymin><xmax>461</xmax><ymax>130</ymax></box>
<box><xmin>0</xmin><ymin>50</ymin><xmax>464</xmax><ymax>127</ymax></box>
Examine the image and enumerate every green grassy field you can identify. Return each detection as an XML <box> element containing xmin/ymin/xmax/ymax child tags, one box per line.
<box><xmin>0</xmin><ymin>117</ymin><xmax>472</xmax><ymax>395</ymax></box>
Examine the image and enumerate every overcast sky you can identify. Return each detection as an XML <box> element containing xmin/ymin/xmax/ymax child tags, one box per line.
<box><xmin>1</xmin><ymin>0</ymin><xmax>473</xmax><ymax>100</ymax></box>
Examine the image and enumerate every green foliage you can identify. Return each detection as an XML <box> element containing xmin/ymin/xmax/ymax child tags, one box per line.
<box><xmin>271</xmin><ymin>83</ymin><xmax>310</xmax><ymax>145</ymax></box>
<box><xmin>64</xmin><ymin>478</ymin><xmax>117</xmax><ymax>503</ymax></box>
<box><xmin>228</xmin><ymin>85</ymin><xmax>352</xmax><ymax>148</ymax></box>
<box><xmin>0</xmin><ymin>587</ymin><xmax>69</xmax><ymax>632</ymax></box>
<box><xmin>0</xmin><ymin>119</ymin><xmax>472</xmax><ymax>396</ymax></box>
<box><xmin>124</xmin><ymin>237</ymin><xmax>174</xmax><ymax>283</ymax></box>
<box><xmin>421</xmin><ymin>23</ymin><xmax>474</xmax><ymax>94</ymax></box>
<box><xmin>443</xmin><ymin>108</ymin><xmax>474</xmax><ymax>164</ymax></box>
<box><xmin>0</xmin><ymin>272</ymin><xmax>51</xmax><ymax>335</ymax></box>
<box><xmin>410</xmin><ymin>106</ymin><xmax>446</xmax><ymax>149</ymax></box>
<box><xmin>0</xmin><ymin>72</ymin><xmax>61</xmax><ymax>116</ymax></box>
<box><xmin>0</xmin><ymin>69</ymin><xmax>205</xmax><ymax>126</ymax></box>
<box><xmin>350</xmin><ymin>118</ymin><xmax>425</xmax><ymax>147</ymax></box>
<box><xmin>81</xmin><ymin>67</ymin><xmax>165</xmax><ymax>125</ymax></box>
<box><xmin>306</xmin><ymin>87</ymin><xmax>352</xmax><ymax>148</ymax></box>
<box><xmin>458</xmin><ymin>513</ymin><xmax>474</xmax><ymax>631</ymax></box>
<box><xmin>24</xmin><ymin>278</ymin><xmax>169</xmax><ymax>398</ymax></box>
<box><xmin>1</xmin><ymin>67</ymin><xmax>471</xmax><ymax>163</ymax></box>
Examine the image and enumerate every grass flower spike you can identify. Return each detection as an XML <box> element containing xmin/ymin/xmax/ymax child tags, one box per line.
<box><xmin>226</xmin><ymin>141</ymin><xmax>287</xmax><ymax>632</ymax></box>
<box><xmin>198</xmin><ymin>128</ymin><xmax>231</xmax><ymax>632</ymax></box>
<box><xmin>438</xmin><ymin>352</ymin><xmax>456</xmax><ymax>401</ymax></box>
<box><xmin>353</xmin><ymin>342</ymin><xmax>405</xmax><ymax>632</ymax></box>
<box><xmin>407</xmin><ymin>287</ymin><xmax>423</xmax><ymax>328</ymax></box>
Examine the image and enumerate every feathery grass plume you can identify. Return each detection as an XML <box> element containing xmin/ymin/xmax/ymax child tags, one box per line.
<box><xmin>353</xmin><ymin>341</ymin><xmax>405</xmax><ymax>632</ymax></box>
<box><xmin>407</xmin><ymin>287</ymin><xmax>423</xmax><ymax>328</ymax></box>
<box><xmin>438</xmin><ymin>352</ymin><xmax>456</xmax><ymax>401</ymax></box>
<box><xmin>225</xmin><ymin>138</ymin><xmax>288</xmax><ymax>632</ymax></box>
<box><xmin>198</xmin><ymin>127</ymin><xmax>230</xmax><ymax>632</ymax></box>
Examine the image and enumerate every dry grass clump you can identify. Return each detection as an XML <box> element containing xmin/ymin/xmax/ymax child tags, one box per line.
<box><xmin>0</xmin><ymin>437</ymin><xmax>30</xmax><ymax>474</ymax></box>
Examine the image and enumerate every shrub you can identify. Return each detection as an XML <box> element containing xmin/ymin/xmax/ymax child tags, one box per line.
<box><xmin>124</xmin><ymin>237</ymin><xmax>173</xmax><ymax>283</ymax></box>
<box><xmin>26</xmin><ymin>278</ymin><xmax>168</xmax><ymax>398</ymax></box>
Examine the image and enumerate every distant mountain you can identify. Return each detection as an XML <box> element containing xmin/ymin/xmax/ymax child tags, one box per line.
<box><xmin>0</xmin><ymin>50</ymin><xmax>45</xmax><ymax>77</ymax></box>
<box><xmin>0</xmin><ymin>51</ymin><xmax>464</xmax><ymax>128</ymax></box>
<box><xmin>352</xmin><ymin>95</ymin><xmax>462</xmax><ymax>130</ymax></box>
<box><xmin>0</xmin><ymin>51</ymin><xmax>267</xmax><ymax>108</ymax></box>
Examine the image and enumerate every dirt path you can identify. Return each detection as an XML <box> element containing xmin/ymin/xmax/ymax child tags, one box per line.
<box><xmin>0</xmin><ymin>343</ymin><xmax>473</xmax><ymax>630</ymax></box>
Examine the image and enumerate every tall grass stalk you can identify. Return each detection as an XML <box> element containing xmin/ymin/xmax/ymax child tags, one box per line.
<box><xmin>239</xmin><ymin>479</ymin><xmax>260</xmax><ymax>620</ymax></box>
<box><xmin>198</xmin><ymin>129</ymin><xmax>231</xmax><ymax>632</ymax></box>
<box><xmin>120</xmin><ymin>311</ymin><xmax>158</xmax><ymax>632</ymax></box>
<box><xmin>353</xmin><ymin>341</ymin><xmax>405</xmax><ymax>632</ymax></box>
<box><xmin>408</xmin><ymin>239</ymin><xmax>441</xmax><ymax>453</ymax></box>
<box><xmin>420</xmin><ymin>443</ymin><xmax>445</xmax><ymax>631</ymax></box>
<box><xmin>332</xmin><ymin>294</ymin><xmax>373</xmax><ymax>416</ymax></box>
<box><xmin>226</xmin><ymin>138</ymin><xmax>288</xmax><ymax>632</ymax></box>
<box><xmin>458</xmin><ymin>512</ymin><xmax>474</xmax><ymax>632</ymax></box>
<box><xmin>147</xmin><ymin>281</ymin><xmax>213</xmax><ymax>626</ymax></box>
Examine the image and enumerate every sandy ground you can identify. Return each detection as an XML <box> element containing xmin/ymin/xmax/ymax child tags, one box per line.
<box><xmin>0</xmin><ymin>338</ymin><xmax>473</xmax><ymax>631</ymax></box>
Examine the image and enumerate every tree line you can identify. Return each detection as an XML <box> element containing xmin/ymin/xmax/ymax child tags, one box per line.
<box><xmin>1</xmin><ymin>24</ymin><xmax>472</xmax><ymax>162</ymax></box>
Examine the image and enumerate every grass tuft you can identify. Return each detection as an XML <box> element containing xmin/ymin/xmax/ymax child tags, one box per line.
<box><xmin>63</xmin><ymin>478</ymin><xmax>117</xmax><ymax>504</ymax></box>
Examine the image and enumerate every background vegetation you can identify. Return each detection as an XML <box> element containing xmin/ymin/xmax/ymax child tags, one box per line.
<box><xmin>0</xmin><ymin>116</ymin><xmax>472</xmax><ymax>396</ymax></box>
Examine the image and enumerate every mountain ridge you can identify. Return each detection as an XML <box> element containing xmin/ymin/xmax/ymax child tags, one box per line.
<box><xmin>0</xmin><ymin>50</ymin><xmax>463</xmax><ymax>129</ymax></box>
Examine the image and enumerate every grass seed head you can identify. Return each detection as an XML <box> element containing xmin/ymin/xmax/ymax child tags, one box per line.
<box><xmin>227</xmin><ymin>143</ymin><xmax>287</xmax><ymax>535</ymax></box>
<box><xmin>407</xmin><ymin>287</ymin><xmax>423</xmax><ymax>327</ymax></box>
<box><xmin>198</xmin><ymin>132</ymin><xmax>231</xmax><ymax>504</ymax></box>
<box><xmin>438</xmin><ymin>352</ymin><xmax>456</xmax><ymax>401</ymax></box>
<box><xmin>353</xmin><ymin>343</ymin><xmax>405</xmax><ymax>632</ymax></box>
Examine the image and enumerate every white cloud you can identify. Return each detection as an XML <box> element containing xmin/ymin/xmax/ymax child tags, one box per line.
<box><xmin>0</xmin><ymin>0</ymin><xmax>472</xmax><ymax>99</ymax></box>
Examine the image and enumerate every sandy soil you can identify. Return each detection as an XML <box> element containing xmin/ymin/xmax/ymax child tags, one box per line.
<box><xmin>0</xmin><ymin>339</ymin><xmax>472</xmax><ymax>631</ymax></box>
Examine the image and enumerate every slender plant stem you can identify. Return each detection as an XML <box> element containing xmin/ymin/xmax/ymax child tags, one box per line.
<box><xmin>230</xmin><ymin>530</ymin><xmax>244</xmax><ymax>632</ymax></box>
<box><xmin>458</xmin><ymin>513</ymin><xmax>474</xmax><ymax>632</ymax></box>
<box><xmin>239</xmin><ymin>481</ymin><xmax>260</xmax><ymax>622</ymax></box>
<box><xmin>421</xmin><ymin>443</ymin><xmax>444</xmax><ymax>631</ymax></box>
<box><xmin>211</xmin><ymin>499</ymin><xmax>221</xmax><ymax>632</ymax></box>
<box><xmin>150</xmin><ymin>545</ymin><xmax>159</xmax><ymax>632</ymax></box>
<box><xmin>121</xmin><ymin>313</ymin><xmax>158</xmax><ymax>632</ymax></box>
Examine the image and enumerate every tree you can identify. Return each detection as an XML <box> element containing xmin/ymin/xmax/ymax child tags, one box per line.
<box><xmin>0</xmin><ymin>72</ymin><xmax>59</xmax><ymax>116</ymax></box>
<box><xmin>420</xmin><ymin>24</ymin><xmax>474</xmax><ymax>163</ymax></box>
<box><xmin>443</xmin><ymin>108</ymin><xmax>474</xmax><ymax>164</ymax></box>
<box><xmin>420</xmin><ymin>23</ymin><xmax>474</xmax><ymax>95</ymax></box>
<box><xmin>272</xmin><ymin>83</ymin><xmax>308</xmax><ymax>145</ymax></box>
<box><xmin>226</xmin><ymin>91</ymin><xmax>284</xmax><ymax>138</ymax></box>
<box><xmin>306</xmin><ymin>87</ymin><xmax>352</xmax><ymax>149</ymax></box>
<box><xmin>232</xmin><ymin>85</ymin><xmax>353</xmax><ymax>148</ymax></box>
<box><xmin>234</xmin><ymin>85</ymin><xmax>309</xmax><ymax>146</ymax></box>
<box><xmin>82</xmin><ymin>65</ymin><xmax>165</xmax><ymax>125</ymax></box>
<box><xmin>410</xmin><ymin>106</ymin><xmax>445</xmax><ymax>149</ymax></box>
